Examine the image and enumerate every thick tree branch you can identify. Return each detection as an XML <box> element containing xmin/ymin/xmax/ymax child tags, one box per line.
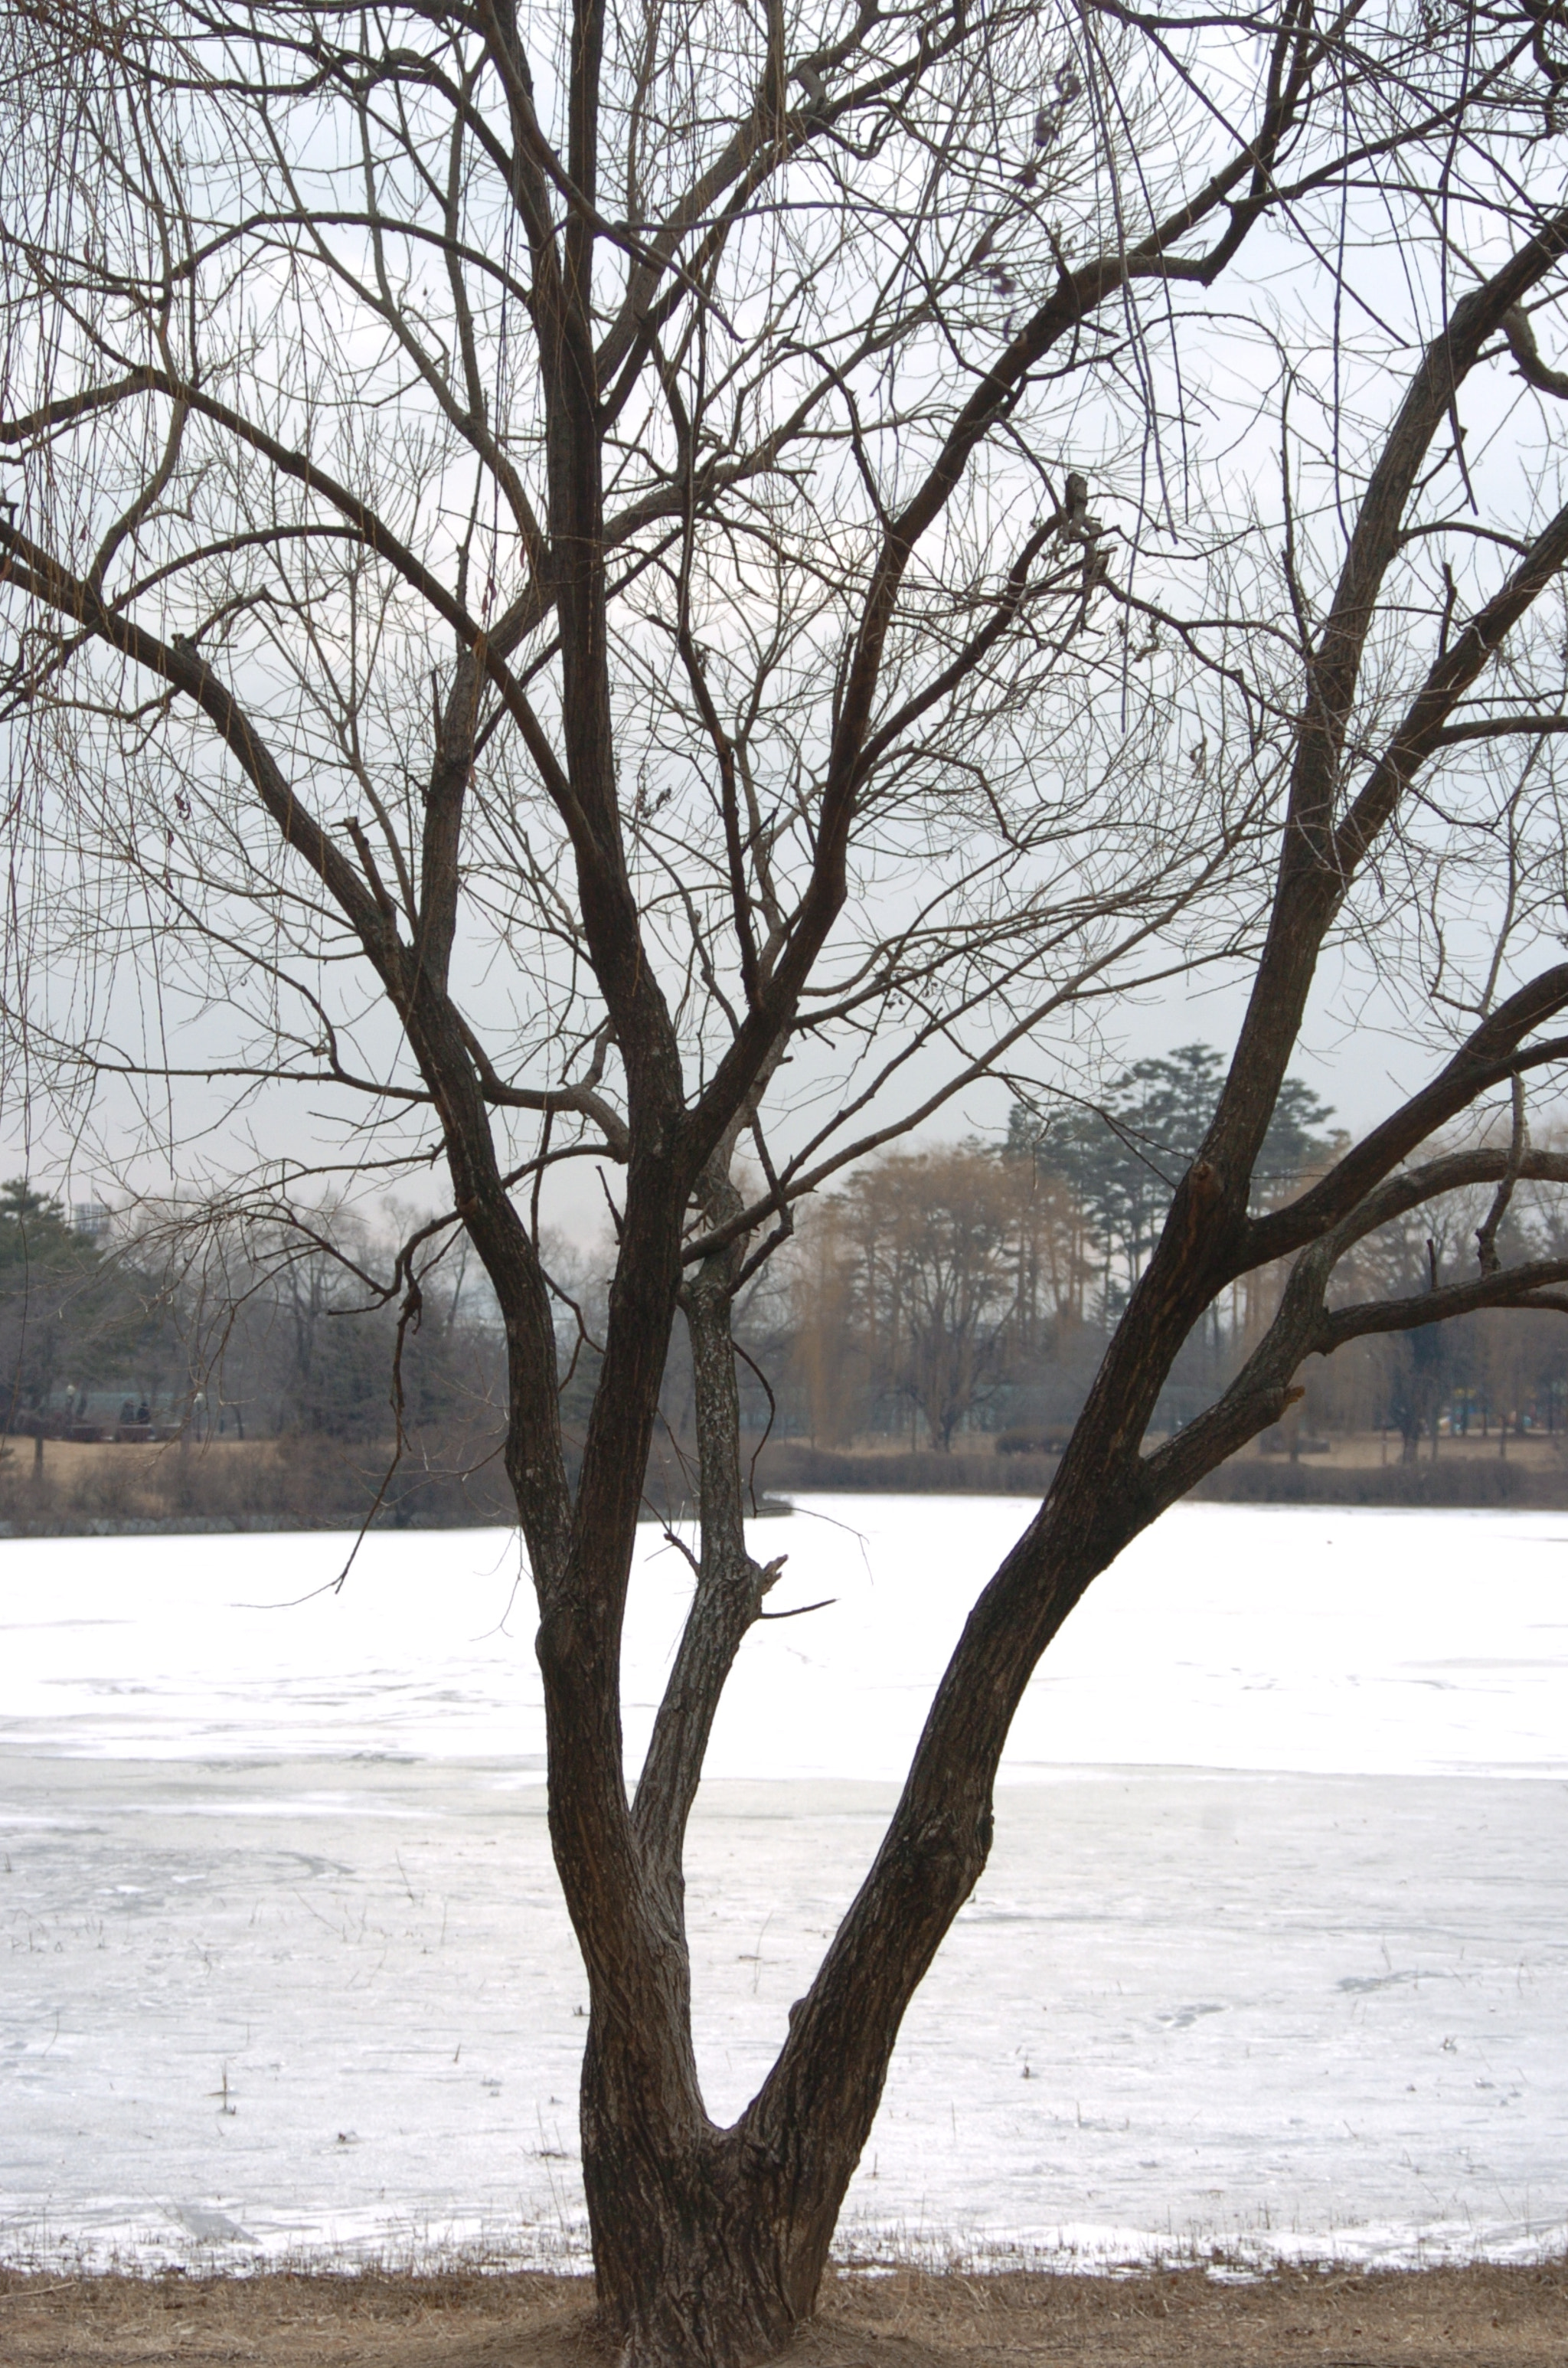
<box><xmin>1243</xmin><ymin>978</ymin><xmax>1568</xmax><ymax>1267</ymax></box>
<box><xmin>1197</xmin><ymin>205</ymin><xmax>1568</xmax><ymax>1208</ymax></box>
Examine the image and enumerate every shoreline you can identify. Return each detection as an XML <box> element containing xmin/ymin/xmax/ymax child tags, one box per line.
<box><xmin>3</xmin><ymin>1456</ymin><xmax>1565</xmax><ymax>1534</ymax></box>
<box><xmin>7</xmin><ymin>1425</ymin><xmax>1567</xmax><ymax>1535</ymax></box>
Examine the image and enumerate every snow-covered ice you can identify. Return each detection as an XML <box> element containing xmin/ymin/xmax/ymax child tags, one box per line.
<box><xmin>2</xmin><ymin>1497</ymin><xmax>1566</xmax><ymax>2272</ymax></box>
<box><xmin>6</xmin><ymin>1496</ymin><xmax>1568</xmax><ymax>1778</ymax></box>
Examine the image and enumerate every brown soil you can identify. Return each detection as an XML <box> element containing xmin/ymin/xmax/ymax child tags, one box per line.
<box><xmin>0</xmin><ymin>2263</ymin><xmax>1562</xmax><ymax>2366</ymax></box>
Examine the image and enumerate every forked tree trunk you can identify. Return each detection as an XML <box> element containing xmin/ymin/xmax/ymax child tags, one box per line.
<box><xmin>564</xmin><ymin>1153</ymin><xmax>965</xmax><ymax>2365</ymax></box>
<box><xmin>580</xmin><ymin>2047</ymin><xmax>840</xmax><ymax>2367</ymax></box>
<box><xmin>567</xmin><ymin>1354</ymin><xmax>1080</xmax><ymax>2357</ymax></box>
<box><xmin>573</xmin><ymin>1641</ymin><xmax>1025</xmax><ymax>2363</ymax></box>
<box><xmin>576</xmin><ymin>1844</ymin><xmax>991</xmax><ymax>2367</ymax></box>
<box><xmin>559</xmin><ymin>1161</ymin><xmax>1272</xmax><ymax>2363</ymax></box>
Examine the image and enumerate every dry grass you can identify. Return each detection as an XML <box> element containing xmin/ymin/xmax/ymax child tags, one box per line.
<box><xmin>0</xmin><ymin>2263</ymin><xmax>1562</xmax><ymax>2365</ymax></box>
<box><xmin>0</xmin><ymin>1430</ymin><xmax>514</xmax><ymax>1533</ymax></box>
<box><xmin>7</xmin><ymin>1427</ymin><xmax>1568</xmax><ymax>1527</ymax></box>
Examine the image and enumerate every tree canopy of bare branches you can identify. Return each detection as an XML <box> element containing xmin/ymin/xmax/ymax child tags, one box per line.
<box><xmin>8</xmin><ymin>2</ymin><xmax>1568</xmax><ymax>2358</ymax></box>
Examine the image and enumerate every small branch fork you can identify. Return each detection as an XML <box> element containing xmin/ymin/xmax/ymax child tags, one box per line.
<box><xmin>632</xmin><ymin>1150</ymin><xmax>789</xmax><ymax>1907</ymax></box>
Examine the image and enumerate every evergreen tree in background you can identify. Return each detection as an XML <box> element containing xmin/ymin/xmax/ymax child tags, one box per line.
<box><xmin>1007</xmin><ymin>1048</ymin><xmax>1340</xmax><ymax>1307</ymax></box>
<box><xmin>0</xmin><ymin>1179</ymin><xmax>150</xmax><ymax>1426</ymax></box>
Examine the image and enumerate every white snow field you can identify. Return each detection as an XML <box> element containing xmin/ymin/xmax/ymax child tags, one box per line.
<box><xmin>2</xmin><ymin>1496</ymin><xmax>1566</xmax><ymax>2275</ymax></box>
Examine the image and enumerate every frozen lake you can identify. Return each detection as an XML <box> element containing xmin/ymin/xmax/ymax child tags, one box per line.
<box><xmin>2</xmin><ymin>1497</ymin><xmax>1566</xmax><ymax>2273</ymax></box>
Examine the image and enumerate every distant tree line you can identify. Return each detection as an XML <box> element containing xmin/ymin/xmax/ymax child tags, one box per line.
<box><xmin>8</xmin><ymin>1045</ymin><xmax>1568</xmax><ymax>1503</ymax></box>
<box><xmin>0</xmin><ymin>1178</ymin><xmax>507</xmax><ymax>1444</ymax></box>
<box><xmin>756</xmin><ymin>1048</ymin><xmax>1568</xmax><ymax>1464</ymax></box>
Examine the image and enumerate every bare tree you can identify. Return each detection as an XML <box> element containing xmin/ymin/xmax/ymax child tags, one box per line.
<box><xmin>834</xmin><ymin>1146</ymin><xmax>1027</xmax><ymax>1449</ymax></box>
<box><xmin>6</xmin><ymin>3</ymin><xmax>1568</xmax><ymax>2360</ymax></box>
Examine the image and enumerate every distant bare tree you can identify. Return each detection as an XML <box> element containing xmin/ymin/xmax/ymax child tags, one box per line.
<box><xmin>836</xmin><ymin>1146</ymin><xmax>1025</xmax><ymax>1449</ymax></box>
<box><xmin>7</xmin><ymin>3</ymin><xmax>1568</xmax><ymax>2359</ymax></box>
<box><xmin>785</xmin><ymin>1198</ymin><xmax>865</xmax><ymax>1449</ymax></box>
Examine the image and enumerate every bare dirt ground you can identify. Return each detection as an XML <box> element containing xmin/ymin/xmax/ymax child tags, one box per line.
<box><xmin>0</xmin><ymin>2264</ymin><xmax>1563</xmax><ymax>2366</ymax></box>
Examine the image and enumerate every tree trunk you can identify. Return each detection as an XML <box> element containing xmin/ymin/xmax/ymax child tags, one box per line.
<box><xmin>580</xmin><ymin>2039</ymin><xmax>843</xmax><ymax>2367</ymax></box>
<box><xmin>574</xmin><ymin>1146</ymin><xmax>862</xmax><ymax>2366</ymax></box>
